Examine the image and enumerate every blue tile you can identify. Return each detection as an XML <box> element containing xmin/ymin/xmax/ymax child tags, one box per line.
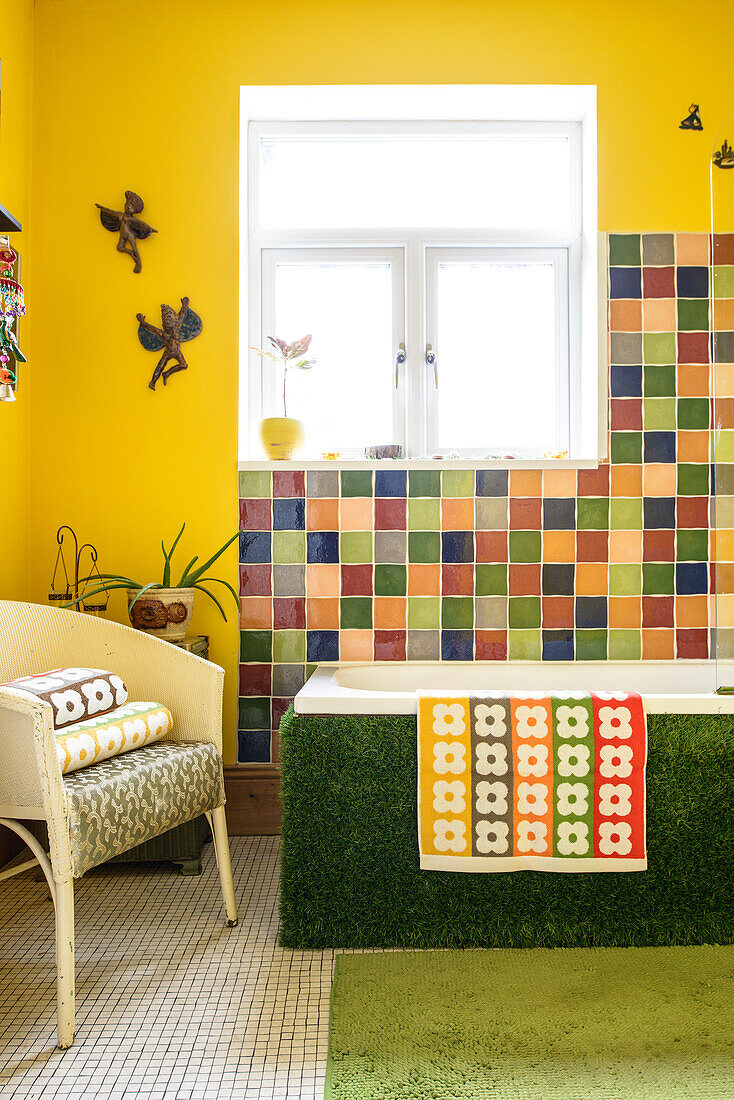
<box><xmin>375</xmin><ymin>469</ymin><xmax>407</xmax><ymax>497</ymax></box>
<box><xmin>676</xmin><ymin>562</ymin><xmax>708</xmax><ymax>595</ymax></box>
<box><xmin>542</xmin><ymin>629</ymin><xmax>574</xmax><ymax>660</ymax></box>
<box><xmin>239</xmin><ymin>531</ymin><xmax>271</xmax><ymax>564</ymax></box>
<box><xmin>643</xmin><ymin>431</ymin><xmax>676</xmax><ymax>463</ymax></box>
<box><xmin>575</xmin><ymin>596</ymin><xmax>607</xmax><ymax>629</ymax></box>
<box><xmin>476</xmin><ymin>470</ymin><xmax>508</xmax><ymax>497</ymax></box>
<box><xmin>442</xmin><ymin>531</ymin><xmax>475</xmax><ymax>563</ymax></box>
<box><xmin>441</xmin><ymin>629</ymin><xmax>474</xmax><ymax>661</ymax></box>
<box><xmin>307</xmin><ymin>531</ymin><xmax>339</xmax><ymax>563</ymax></box>
<box><xmin>610</xmin><ymin>267</ymin><xmax>641</xmax><ymax>299</ymax></box>
<box><xmin>610</xmin><ymin>364</ymin><xmax>642</xmax><ymax>397</ymax></box>
<box><xmin>307</xmin><ymin>630</ymin><xmax>340</xmax><ymax>661</ymax></box>
<box><xmin>643</xmin><ymin>497</ymin><xmax>676</xmax><ymax>529</ymax></box>
<box><xmin>677</xmin><ymin>266</ymin><xmax>708</xmax><ymax>298</ymax></box>
<box><xmin>237</xmin><ymin>730</ymin><xmax>271</xmax><ymax>763</ymax></box>
<box><xmin>273</xmin><ymin>498</ymin><xmax>305</xmax><ymax>531</ymax></box>
<box><xmin>543</xmin><ymin>498</ymin><xmax>576</xmax><ymax>530</ymax></box>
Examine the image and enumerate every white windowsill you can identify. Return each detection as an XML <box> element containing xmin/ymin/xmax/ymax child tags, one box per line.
<box><xmin>238</xmin><ymin>457</ymin><xmax>601</xmax><ymax>471</ymax></box>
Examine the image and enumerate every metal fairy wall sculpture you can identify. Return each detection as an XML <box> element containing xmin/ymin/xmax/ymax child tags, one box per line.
<box><xmin>95</xmin><ymin>190</ymin><xmax>156</xmax><ymax>272</ymax></box>
<box><xmin>136</xmin><ymin>297</ymin><xmax>202</xmax><ymax>389</ymax></box>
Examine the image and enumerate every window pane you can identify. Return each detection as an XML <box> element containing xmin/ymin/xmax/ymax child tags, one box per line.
<box><xmin>258</xmin><ymin>133</ymin><xmax>572</xmax><ymax>229</ymax></box>
<box><xmin>269</xmin><ymin>260</ymin><xmax>396</xmax><ymax>452</ymax></box>
<box><xmin>435</xmin><ymin>260</ymin><xmax>561</xmax><ymax>454</ymax></box>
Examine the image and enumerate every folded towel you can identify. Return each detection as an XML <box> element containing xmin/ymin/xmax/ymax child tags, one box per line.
<box><xmin>55</xmin><ymin>701</ymin><xmax>173</xmax><ymax>774</ymax></box>
<box><xmin>418</xmin><ymin>692</ymin><xmax>647</xmax><ymax>872</ymax></box>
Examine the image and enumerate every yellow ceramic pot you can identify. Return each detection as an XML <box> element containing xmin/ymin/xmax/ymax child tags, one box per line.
<box><xmin>260</xmin><ymin>417</ymin><xmax>305</xmax><ymax>460</ymax></box>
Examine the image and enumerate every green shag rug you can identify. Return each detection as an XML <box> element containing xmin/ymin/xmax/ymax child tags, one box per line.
<box><xmin>325</xmin><ymin>946</ymin><xmax>734</xmax><ymax>1099</ymax></box>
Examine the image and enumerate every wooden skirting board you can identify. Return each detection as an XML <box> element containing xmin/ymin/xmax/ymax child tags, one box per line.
<box><xmin>223</xmin><ymin>764</ymin><xmax>281</xmax><ymax>835</ymax></box>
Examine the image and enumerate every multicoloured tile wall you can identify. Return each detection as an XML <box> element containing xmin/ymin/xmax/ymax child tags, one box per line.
<box><xmin>237</xmin><ymin>232</ymin><xmax>734</xmax><ymax>764</ymax></box>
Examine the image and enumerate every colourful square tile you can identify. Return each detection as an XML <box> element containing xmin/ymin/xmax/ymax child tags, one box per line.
<box><xmin>677</xmin><ymin>397</ymin><xmax>709</xmax><ymax>430</ymax></box>
<box><xmin>508</xmin><ymin>563</ymin><xmax>541</xmax><ymax>596</ymax></box>
<box><xmin>374</xmin><ymin>531</ymin><xmax>407</xmax><ymax>563</ymax></box>
<box><xmin>340</xmin><ymin>630</ymin><xmax>374</xmax><ymax>661</ymax></box>
<box><xmin>240</xmin><ymin>564</ymin><xmax>272</xmax><ymax>597</ymax></box>
<box><xmin>408</xmin><ymin>563</ymin><xmax>441</xmax><ymax>595</ymax></box>
<box><xmin>273</xmin><ymin>596</ymin><xmax>306</xmax><ymax>630</ymax></box>
<box><xmin>273</xmin><ymin>564</ymin><xmax>305</xmax><ymax>596</ymax></box>
<box><xmin>542</xmin><ymin>629</ymin><xmax>574</xmax><ymax>660</ymax></box>
<box><xmin>608</xmin><ymin>529</ymin><xmax>642</xmax><ymax>563</ymax></box>
<box><xmin>611</xmin><ymin>432</ymin><xmax>642</xmax><ymax>464</ymax></box>
<box><xmin>442</xmin><ymin>498</ymin><xmax>475</xmax><ymax>530</ymax></box>
<box><xmin>542</xmin><ymin>596</ymin><xmax>574</xmax><ymax>628</ymax></box>
<box><xmin>475</xmin><ymin>596</ymin><xmax>507</xmax><ymax>629</ymax></box>
<box><xmin>238</xmin><ymin>696</ymin><xmax>271</xmax><ymax>730</ymax></box>
<box><xmin>642</xmin><ymin>629</ymin><xmax>674</xmax><ymax>659</ymax></box>
<box><xmin>542</xmin><ymin>563</ymin><xmax>575</xmax><ymax>596</ymax></box>
<box><xmin>509</xmin><ymin>596</ymin><xmax>541</xmax><ymax>629</ymax></box>
<box><xmin>509</xmin><ymin>530</ymin><xmax>541</xmax><ymax>563</ymax></box>
<box><xmin>476</xmin><ymin>530</ymin><xmax>508</xmax><ymax>562</ymax></box>
<box><xmin>575</xmin><ymin>629</ymin><xmax>607</xmax><ymax>660</ymax></box>
<box><xmin>306</xmin><ymin>597</ymin><xmax>339</xmax><ymax>629</ymax></box>
<box><xmin>272</xmin><ymin>629</ymin><xmax>306</xmax><ymax>663</ymax></box>
<box><xmin>678</xmin><ymin>463</ymin><xmax>709</xmax><ymax>495</ymax></box>
<box><xmin>507</xmin><ymin>629</ymin><xmax>541</xmax><ymax>660</ymax></box>
<box><xmin>273</xmin><ymin>497</ymin><xmax>305</xmax><ymax>531</ymax></box>
<box><xmin>442</xmin><ymin>563</ymin><xmax>474</xmax><ymax>595</ymax></box>
<box><xmin>273</xmin><ymin>470</ymin><xmax>305</xmax><ymax>498</ymax></box>
<box><xmin>609</xmin><ymin>234</ymin><xmax>641</xmax><ymax>266</ymax></box>
<box><xmin>677</xmin><ymin>529</ymin><xmax>709</xmax><ymax>561</ymax></box>
<box><xmin>643</xmin><ymin>397</ymin><xmax>676</xmax><ymax>430</ymax></box>
<box><xmin>240</xmin><ymin>596</ymin><xmax>273</xmax><ymax>629</ymax></box>
<box><xmin>576</xmin><ymin>596</ymin><xmax>607</xmax><ymax>628</ymax></box>
<box><xmin>510</xmin><ymin>497</ymin><xmax>542</xmax><ymax>529</ymax></box>
<box><xmin>609</xmin><ymin>563</ymin><xmax>642</xmax><ymax>596</ymax></box>
<box><xmin>677</xmin><ymin>233</ymin><xmax>709</xmax><ymax>266</ymax></box>
<box><xmin>306</xmin><ymin>563</ymin><xmax>339</xmax><ymax>596</ymax></box>
<box><xmin>643</xmin><ymin>267</ymin><xmax>675</xmax><ymax>298</ymax></box>
<box><xmin>340</xmin><ymin>596</ymin><xmax>373</xmax><ymax>629</ymax></box>
<box><xmin>375</xmin><ymin>470</ymin><xmax>407</xmax><ymax>497</ymax></box>
<box><xmin>644</xmin><ymin>364</ymin><xmax>676</xmax><ymax>397</ymax></box>
<box><xmin>341</xmin><ymin>563</ymin><xmax>373</xmax><ymax>596</ymax></box>
<box><xmin>442</xmin><ymin>470</ymin><xmax>474</xmax><ymax>497</ymax></box>
<box><xmin>476</xmin><ymin>563</ymin><xmax>507</xmax><ymax>596</ymax></box>
<box><xmin>642</xmin><ymin>562</ymin><xmax>675</xmax><ymax>595</ymax></box>
<box><xmin>442</xmin><ymin>596</ymin><xmax>474</xmax><ymax>629</ymax></box>
<box><xmin>678</xmin><ymin>298</ymin><xmax>709</xmax><ymax>331</ymax></box>
<box><xmin>476</xmin><ymin>496</ymin><xmax>508</xmax><ymax>530</ymax></box>
<box><xmin>237</xmin><ymin>731</ymin><xmax>270</xmax><ymax>763</ymax></box>
<box><xmin>408</xmin><ymin>597</ymin><xmax>440</xmax><ymax>629</ymax></box>
<box><xmin>607</xmin><ymin>629</ymin><xmax>641</xmax><ymax>660</ymax></box>
<box><xmin>577</xmin><ymin>466</ymin><xmax>610</xmax><ymax>497</ymax></box>
<box><xmin>374</xmin><ymin>630</ymin><xmax>406</xmax><ymax>660</ymax></box>
<box><xmin>442</xmin><ymin>531</ymin><xmax>474</xmax><ymax>563</ymax></box>
<box><xmin>610</xmin><ymin>497</ymin><xmax>642</xmax><ymax>529</ymax></box>
<box><xmin>576</xmin><ymin>497</ymin><xmax>609</xmax><ymax>530</ymax></box>
<box><xmin>307</xmin><ymin>470</ymin><xmax>339</xmax><ymax>497</ymax></box>
<box><xmin>240</xmin><ymin>498</ymin><xmax>271</xmax><ymax>531</ymax></box>
<box><xmin>340</xmin><ymin>497</ymin><xmax>374</xmax><ymax>530</ymax></box>
<box><xmin>610</xmin><ymin>267</ymin><xmax>641</xmax><ymax>298</ymax></box>
<box><xmin>476</xmin><ymin>470</ymin><xmax>508</xmax><ymax>497</ymax></box>
<box><xmin>611</xmin><ymin>365</ymin><xmax>642</xmax><ymax>396</ymax></box>
<box><xmin>375</xmin><ymin>497</ymin><xmax>407</xmax><ymax>530</ymax></box>
<box><xmin>341</xmin><ymin>531</ymin><xmax>373</xmax><ymax>563</ymax></box>
<box><xmin>407</xmin><ymin>630</ymin><xmax>440</xmax><ymax>660</ymax></box>
<box><xmin>307</xmin><ymin>630</ymin><xmax>339</xmax><ymax>661</ymax></box>
<box><xmin>408</xmin><ymin>531</ymin><xmax>441</xmax><ymax>564</ymax></box>
<box><xmin>240</xmin><ymin>531</ymin><xmax>271</xmax><ymax>564</ymax></box>
<box><xmin>475</xmin><ymin>631</ymin><xmax>507</xmax><ymax>660</ymax></box>
<box><xmin>441</xmin><ymin>630</ymin><xmax>474</xmax><ymax>661</ymax></box>
<box><xmin>510</xmin><ymin>470</ymin><xmax>543</xmax><ymax>497</ymax></box>
<box><xmin>609</xmin><ymin>299</ymin><xmax>642</xmax><ymax>332</ymax></box>
<box><xmin>238</xmin><ymin>470</ymin><xmax>271</xmax><ymax>498</ymax></box>
<box><xmin>240</xmin><ymin>630</ymin><xmax>272</xmax><ymax>662</ymax></box>
<box><xmin>642</xmin><ymin>233</ymin><xmax>674</xmax><ymax>266</ymax></box>
<box><xmin>340</xmin><ymin>470</ymin><xmax>373</xmax><ymax>497</ymax></box>
<box><xmin>644</xmin><ymin>332</ymin><xmax>675</xmax><ymax>363</ymax></box>
<box><xmin>409</xmin><ymin>470</ymin><xmax>440</xmax><ymax>497</ymax></box>
<box><xmin>408</xmin><ymin>497</ymin><xmax>440</xmax><ymax>530</ymax></box>
<box><xmin>643</xmin><ymin>298</ymin><xmax>676</xmax><ymax>332</ymax></box>
<box><xmin>239</xmin><ymin>663</ymin><xmax>272</xmax><ymax>697</ymax></box>
<box><xmin>608</xmin><ymin>596</ymin><xmax>641</xmax><ymax>629</ymax></box>
<box><xmin>307</xmin><ymin>498</ymin><xmax>339</xmax><ymax>531</ymax></box>
<box><xmin>643</xmin><ymin>463</ymin><xmax>677</xmax><ymax>496</ymax></box>
<box><xmin>643</xmin><ymin>530</ymin><xmax>675</xmax><ymax>561</ymax></box>
<box><xmin>272</xmin><ymin>530</ymin><xmax>305</xmax><ymax>564</ymax></box>
<box><xmin>375</xmin><ymin>563</ymin><xmax>406</xmax><ymax>596</ymax></box>
<box><xmin>542</xmin><ymin>530</ymin><xmax>576</xmax><ymax>562</ymax></box>
<box><xmin>678</xmin><ymin>331</ymin><xmax>709</xmax><ymax>363</ymax></box>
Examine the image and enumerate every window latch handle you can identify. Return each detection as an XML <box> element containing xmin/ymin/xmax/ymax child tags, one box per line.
<box><xmin>426</xmin><ymin>343</ymin><xmax>438</xmax><ymax>388</ymax></box>
<box><xmin>395</xmin><ymin>342</ymin><xmax>406</xmax><ymax>388</ymax></box>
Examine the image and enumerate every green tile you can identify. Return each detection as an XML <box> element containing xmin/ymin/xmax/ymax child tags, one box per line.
<box><xmin>508</xmin><ymin>596</ymin><xmax>541</xmax><ymax>629</ymax></box>
<box><xmin>714</xmin><ymin>266</ymin><xmax>734</xmax><ymax>298</ymax></box>
<box><xmin>575</xmin><ymin>629</ymin><xmax>607</xmax><ymax>660</ymax></box>
<box><xmin>609</xmin><ymin>564</ymin><xmax>642</xmax><ymax>596</ymax></box>
<box><xmin>340</xmin><ymin>470</ymin><xmax>373</xmax><ymax>497</ymax></box>
<box><xmin>305</xmin><ymin>663</ymin><xmax>317</xmax><ymax>678</ymax></box>
<box><xmin>610</xmin><ymin>497</ymin><xmax>642</xmax><ymax>530</ymax></box>
<box><xmin>677</xmin><ymin>463</ymin><xmax>709</xmax><ymax>496</ymax></box>
<box><xmin>714</xmin><ymin>432</ymin><xmax>734</xmax><ymax>464</ymax></box>
<box><xmin>677</xmin><ymin>398</ymin><xmax>710</xmax><ymax>430</ymax></box>
<box><xmin>272</xmin><ymin>629</ymin><xmax>306</xmax><ymax>663</ymax></box>
<box><xmin>238</xmin><ymin>696</ymin><xmax>270</xmax><ymax>729</ymax></box>
<box><xmin>340</xmin><ymin>597</ymin><xmax>373</xmax><ymax>629</ymax></box>
<box><xmin>442</xmin><ymin>596</ymin><xmax>474</xmax><ymax>629</ymax></box>
<box><xmin>409</xmin><ymin>470</ymin><xmax>441</xmax><ymax>497</ymax></box>
<box><xmin>576</xmin><ymin>497</ymin><xmax>609</xmax><ymax>530</ymax></box>
<box><xmin>441</xmin><ymin>470</ymin><xmax>474</xmax><ymax>497</ymax></box>
<box><xmin>508</xmin><ymin>629</ymin><xmax>541</xmax><ymax>660</ymax></box>
<box><xmin>677</xmin><ymin>298</ymin><xmax>709</xmax><ymax>331</ymax></box>
<box><xmin>643</xmin><ymin>397</ymin><xmax>676</xmax><ymax>431</ymax></box>
<box><xmin>677</xmin><ymin>529</ymin><xmax>708</xmax><ymax>561</ymax></box>
<box><xmin>611</xmin><ymin>432</ymin><xmax>642</xmax><ymax>464</ymax></box>
<box><xmin>408</xmin><ymin>597</ymin><xmax>440</xmax><ymax>629</ymax></box>
<box><xmin>609</xmin><ymin>234</ymin><xmax>641</xmax><ymax>266</ymax></box>
<box><xmin>240</xmin><ymin>630</ymin><xmax>272</xmax><ymax>662</ymax></box>
<box><xmin>408</xmin><ymin>531</ymin><xmax>441</xmax><ymax>563</ymax></box>
<box><xmin>272</xmin><ymin>530</ymin><xmax>305</xmax><ymax>564</ymax></box>
<box><xmin>509</xmin><ymin>530</ymin><xmax>541</xmax><ymax>563</ymax></box>
<box><xmin>238</xmin><ymin>470</ymin><xmax>271</xmax><ymax>498</ymax></box>
<box><xmin>374</xmin><ymin>564</ymin><xmax>406</xmax><ymax>596</ymax></box>
<box><xmin>340</xmin><ymin>531</ymin><xmax>373</xmax><ymax>563</ymax></box>
<box><xmin>643</xmin><ymin>365</ymin><xmax>676</xmax><ymax>397</ymax></box>
<box><xmin>475</xmin><ymin>563</ymin><xmax>508</xmax><ymax>596</ymax></box>
<box><xmin>642</xmin><ymin>562</ymin><xmax>674</xmax><ymax>595</ymax></box>
<box><xmin>408</xmin><ymin>497</ymin><xmax>440</xmax><ymax>530</ymax></box>
<box><xmin>644</xmin><ymin>333</ymin><xmax>676</xmax><ymax>365</ymax></box>
<box><xmin>608</xmin><ymin>629</ymin><xmax>641</xmax><ymax>660</ymax></box>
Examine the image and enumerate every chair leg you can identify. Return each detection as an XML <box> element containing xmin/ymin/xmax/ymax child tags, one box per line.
<box><xmin>55</xmin><ymin>877</ymin><xmax>75</xmax><ymax>1049</ymax></box>
<box><xmin>207</xmin><ymin>807</ymin><xmax>238</xmax><ymax>927</ymax></box>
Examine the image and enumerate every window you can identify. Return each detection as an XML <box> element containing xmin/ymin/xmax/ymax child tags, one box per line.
<box><xmin>242</xmin><ymin>86</ymin><xmax>600</xmax><ymax>461</ymax></box>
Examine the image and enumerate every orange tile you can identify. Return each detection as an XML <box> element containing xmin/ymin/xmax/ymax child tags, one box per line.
<box><xmin>609</xmin><ymin>299</ymin><xmax>641</xmax><ymax>332</ymax></box>
<box><xmin>575</xmin><ymin>563</ymin><xmax>608</xmax><ymax>595</ymax></box>
<box><xmin>374</xmin><ymin>596</ymin><xmax>406</xmax><ymax>629</ymax></box>
<box><xmin>714</xmin><ymin>298</ymin><xmax>734</xmax><ymax>330</ymax></box>
<box><xmin>609</xmin><ymin>529</ymin><xmax>642</xmax><ymax>563</ymax></box>
<box><xmin>643</xmin><ymin>298</ymin><xmax>676</xmax><ymax>332</ymax></box>
<box><xmin>609</xmin><ymin>596</ymin><xmax>641</xmax><ymax>628</ymax></box>
<box><xmin>510</xmin><ymin>469</ymin><xmax>543</xmax><ymax>496</ymax></box>
<box><xmin>611</xmin><ymin>464</ymin><xmax>643</xmax><ymax>497</ymax></box>
<box><xmin>340</xmin><ymin>497</ymin><xmax>374</xmax><ymax>530</ymax></box>
<box><xmin>675</xmin><ymin>595</ymin><xmax>708</xmax><ymax>629</ymax></box>
<box><xmin>441</xmin><ymin>498</ymin><xmax>475</xmax><ymax>530</ymax></box>
<box><xmin>642</xmin><ymin>629</ymin><xmax>674</xmax><ymax>660</ymax></box>
<box><xmin>239</xmin><ymin>597</ymin><xmax>272</xmax><ymax>629</ymax></box>
<box><xmin>643</xmin><ymin>464</ymin><xmax>676</xmax><ymax>497</ymax></box>
<box><xmin>677</xmin><ymin>363</ymin><xmax>711</xmax><ymax>397</ymax></box>
<box><xmin>715</xmin><ymin>563</ymin><xmax>734</xmax><ymax>592</ymax></box>
<box><xmin>542</xmin><ymin>530</ymin><xmax>575</xmax><ymax>562</ymax></box>
<box><xmin>715</xmin><ymin>530</ymin><xmax>734</xmax><ymax>562</ymax></box>
<box><xmin>306</xmin><ymin>497</ymin><xmax>339</xmax><ymax>531</ymax></box>
<box><xmin>677</xmin><ymin>430</ymin><xmax>710</xmax><ymax>463</ymax></box>
<box><xmin>306</xmin><ymin>563</ymin><xmax>339</xmax><ymax>596</ymax></box>
<box><xmin>408</xmin><ymin>564</ymin><xmax>441</xmax><ymax>595</ymax></box>
<box><xmin>306</xmin><ymin>597</ymin><xmax>339</xmax><ymax>629</ymax></box>
<box><xmin>542</xmin><ymin>469</ymin><xmax>576</xmax><ymax>496</ymax></box>
<box><xmin>676</xmin><ymin>232</ymin><xmax>709</xmax><ymax>266</ymax></box>
<box><xmin>715</xmin><ymin>363</ymin><xmax>734</xmax><ymax>397</ymax></box>
<box><xmin>340</xmin><ymin>629</ymin><xmax>374</xmax><ymax>661</ymax></box>
<box><xmin>717</xmin><ymin>594</ymin><xmax>734</xmax><ymax>628</ymax></box>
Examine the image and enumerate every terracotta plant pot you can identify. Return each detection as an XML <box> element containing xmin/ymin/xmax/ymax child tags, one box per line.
<box><xmin>127</xmin><ymin>587</ymin><xmax>194</xmax><ymax>641</ymax></box>
<box><xmin>260</xmin><ymin>417</ymin><xmax>305</xmax><ymax>460</ymax></box>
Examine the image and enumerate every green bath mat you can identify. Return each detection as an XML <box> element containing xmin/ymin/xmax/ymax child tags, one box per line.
<box><xmin>325</xmin><ymin>946</ymin><xmax>734</xmax><ymax>1099</ymax></box>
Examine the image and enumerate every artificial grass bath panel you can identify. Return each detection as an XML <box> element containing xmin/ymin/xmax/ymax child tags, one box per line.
<box><xmin>279</xmin><ymin>708</ymin><xmax>734</xmax><ymax>950</ymax></box>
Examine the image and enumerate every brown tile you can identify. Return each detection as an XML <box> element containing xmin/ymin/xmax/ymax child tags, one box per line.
<box><xmin>676</xmin><ymin>496</ymin><xmax>709</xmax><ymax>529</ymax></box>
<box><xmin>475</xmin><ymin>630</ymin><xmax>507</xmax><ymax>660</ymax></box>
<box><xmin>714</xmin><ymin>233</ymin><xmax>734</xmax><ymax>265</ymax></box>
<box><xmin>509</xmin><ymin>563</ymin><xmax>541</xmax><ymax>596</ymax></box>
<box><xmin>643</xmin><ymin>530</ymin><xmax>675</xmax><ymax>561</ymax></box>
<box><xmin>240</xmin><ymin>564</ymin><xmax>272</xmax><ymax>597</ymax></box>
<box><xmin>642</xmin><ymin>596</ymin><xmax>674</xmax><ymax>628</ymax></box>
<box><xmin>510</xmin><ymin>497</ymin><xmax>542</xmax><ymax>529</ymax></box>
<box><xmin>715</xmin><ymin>398</ymin><xmax>734</xmax><ymax>429</ymax></box>
<box><xmin>675</xmin><ymin>594</ymin><xmax>708</xmax><ymax>628</ymax></box>
<box><xmin>611</xmin><ymin>398</ymin><xmax>642</xmax><ymax>430</ymax></box>
<box><xmin>442</xmin><ymin>563</ymin><xmax>474</xmax><ymax>595</ymax></box>
<box><xmin>609</xmin><ymin>299</ymin><xmax>642</xmax><ymax>332</ymax></box>
<box><xmin>643</xmin><ymin>267</ymin><xmax>675</xmax><ymax>298</ymax></box>
<box><xmin>374</xmin><ymin>629</ymin><xmax>406</xmax><ymax>660</ymax></box>
<box><xmin>678</xmin><ymin>332</ymin><xmax>709</xmax><ymax>364</ymax></box>
<box><xmin>577</xmin><ymin>530</ymin><xmax>609</xmax><ymax>562</ymax></box>
<box><xmin>341</xmin><ymin>564</ymin><xmax>373</xmax><ymax>596</ymax></box>
<box><xmin>476</xmin><ymin>530</ymin><xmax>508</xmax><ymax>562</ymax></box>
<box><xmin>577</xmin><ymin>465</ymin><xmax>610</xmax><ymax>496</ymax></box>
<box><xmin>541</xmin><ymin>596</ymin><xmax>574</xmax><ymax>628</ymax></box>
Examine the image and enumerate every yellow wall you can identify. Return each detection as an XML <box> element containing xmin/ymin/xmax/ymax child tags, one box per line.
<box><xmin>0</xmin><ymin>0</ymin><xmax>33</xmax><ymax>601</ymax></box>
<box><xmin>26</xmin><ymin>0</ymin><xmax>734</xmax><ymax>760</ymax></box>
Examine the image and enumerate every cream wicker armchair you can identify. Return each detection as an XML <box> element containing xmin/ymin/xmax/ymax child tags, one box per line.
<box><xmin>0</xmin><ymin>601</ymin><xmax>238</xmax><ymax>1050</ymax></box>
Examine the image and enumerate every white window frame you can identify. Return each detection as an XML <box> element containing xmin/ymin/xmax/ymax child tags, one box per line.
<box><xmin>240</xmin><ymin>85</ymin><xmax>600</xmax><ymax>464</ymax></box>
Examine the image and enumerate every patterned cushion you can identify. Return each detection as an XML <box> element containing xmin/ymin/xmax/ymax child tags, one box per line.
<box><xmin>2</xmin><ymin>667</ymin><xmax>127</xmax><ymax>728</ymax></box>
<box><xmin>55</xmin><ymin>701</ymin><xmax>173</xmax><ymax>774</ymax></box>
<box><xmin>63</xmin><ymin>740</ymin><xmax>225</xmax><ymax>878</ymax></box>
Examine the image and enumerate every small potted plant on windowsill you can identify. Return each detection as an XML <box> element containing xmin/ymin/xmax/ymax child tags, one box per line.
<box><xmin>251</xmin><ymin>334</ymin><xmax>316</xmax><ymax>460</ymax></box>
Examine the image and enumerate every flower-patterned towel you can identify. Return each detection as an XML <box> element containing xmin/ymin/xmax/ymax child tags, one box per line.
<box><xmin>418</xmin><ymin>692</ymin><xmax>647</xmax><ymax>872</ymax></box>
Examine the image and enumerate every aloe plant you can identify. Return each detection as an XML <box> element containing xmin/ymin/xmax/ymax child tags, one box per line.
<box><xmin>63</xmin><ymin>523</ymin><xmax>241</xmax><ymax>621</ymax></box>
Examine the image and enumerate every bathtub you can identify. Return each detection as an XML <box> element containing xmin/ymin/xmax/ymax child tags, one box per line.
<box><xmin>295</xmin><ymin>660</ymin><xmax>734</xmax><ymax>715</ymax></box>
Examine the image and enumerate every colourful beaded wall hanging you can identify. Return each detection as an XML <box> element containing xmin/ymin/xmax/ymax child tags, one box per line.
<box><xmin>0</xmin><ymin>244</ymin><xmax>26</xmax><ymax>402</ymax></box>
